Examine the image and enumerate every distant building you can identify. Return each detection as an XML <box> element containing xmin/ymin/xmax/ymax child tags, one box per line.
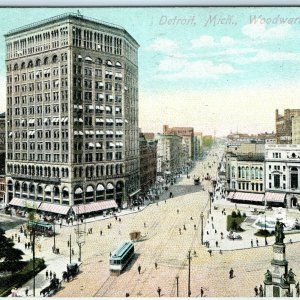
<box><xmin>227</xmin><ymin>132</ymin><xmax>276</xmax><ymax>145</ymax></box>
<box><xmin>155</xmin><ymin>133</ymin><xmax>182</xmax><ymax>178</ymax></box>
<box><xmin>292</xmin><ymin>116</ymin><xmax>300</xmax><ymax>144</ymax></box>
<box><xmin>163</xmin><ymin>125</ymin><xmax>194</xmax><ymax>160</ymax></box>
<box><xmin>276</xmin><ymin>109</ymin><xmax>300</xmax><ymax>144</ymax></box>
<box><xmin>0</xmin><ymin>112</ymin><xmax>5</xmax><ymax>175</ymax></box>
<box><xmin>194</xmin><ymin>132</ymin><xmax>203</xmax><ymax>160</ymax></box>
<box><xmin>265</xmin><ymin>144</ymin><xmax>300</xmax><ymax>208</ymax></box>
<box><xmin>139</xmin><ymin>132</ymin><xmax>157</xmax><ymax>195</ymax></box>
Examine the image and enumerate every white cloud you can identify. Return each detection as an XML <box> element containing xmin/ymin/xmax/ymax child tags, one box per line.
<box><xmin>191</xmin><ymin>35</ymin><xmax>214</xmax><ymax>48</ymax></box>
<box><xmin>191</xmin><ymin>35</ymin><xmax>236</xmax><ymax>48</ymax></box>
<box><xmin>242</xmin><ymin>23</ymin><xmax>291</xmax><ymax>40</ymax></box>
<box><xmin>233</xmin><ymin>49</ymin><xmax>300</xmax><ymax>64</ymax></box>
<box><xmin>148</xmin><ymin>37</ymin><xmax>177</xmax><ymax>53</ymax></box>
<box><xmin>157</xmin><ymin>58</ymin><xmax>237</xmax><ymax>80</ymax></box>
<box><xmin>220</xmin><ymin>36</ymin><xmax>235</xmax><ymax>46</ymax></box>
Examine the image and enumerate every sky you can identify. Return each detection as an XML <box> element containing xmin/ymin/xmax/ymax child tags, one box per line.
<box><xmin>1</xmin><ymin>7</ymin><xmax>300</xmax><ymax>136</ymax></box>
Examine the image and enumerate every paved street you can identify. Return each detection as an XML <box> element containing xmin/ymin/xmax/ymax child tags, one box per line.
<box><xmin>4</xmin><ymin>145</ymin><xmax>300</xmax><ymax>297</ymax></box>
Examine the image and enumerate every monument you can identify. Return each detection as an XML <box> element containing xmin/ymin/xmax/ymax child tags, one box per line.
<box><xmin>263</xmin><ymin>220</ymin><xmax>299</xmax><ymax>297</ymax></box>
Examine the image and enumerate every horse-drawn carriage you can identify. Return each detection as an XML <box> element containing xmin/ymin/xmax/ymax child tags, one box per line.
<box><xmin>40</xmin><ymin>278</ymin><xmax>61</xmax><ymax>297</ymax></box>
<box><xmin>62</xmin><ymin>263</ymin><xmax>80</xmax><ymax>282</ymax></box>
<box><xmin>194</xmin><ymin>178</ymin><xmax>200</xmax><ymax>185</ymax></box>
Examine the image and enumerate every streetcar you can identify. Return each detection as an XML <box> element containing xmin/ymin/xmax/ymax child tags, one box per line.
<box><xmin>109</xmin><ymin>241</ymin><xmax>135</xmax><ymax>274</ymax></box>
<box><xmin>27</xmin><ymin>220</ymin><xmax>54</xmax><ymax>237</ymax></box>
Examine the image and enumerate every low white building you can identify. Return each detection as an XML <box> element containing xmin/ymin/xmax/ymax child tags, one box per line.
<box><xmin>265</xmin><ymin>144</ymin><xmax>300</xmax><ymax>208</ymax></box>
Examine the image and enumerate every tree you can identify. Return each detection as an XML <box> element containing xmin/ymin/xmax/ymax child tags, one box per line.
<box><xmin>0</xmin><ymin>227</ymin><xmax>24</xmax><ymax>270</ymax></box>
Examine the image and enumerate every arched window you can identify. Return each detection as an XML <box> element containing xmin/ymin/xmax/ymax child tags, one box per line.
<box><xmin>52</xmin><ymin>55</ymin><xmax>58</xmax><ymax>63</ymax></box>
<box><xmin>106</xmin><ymin>60</ymin><xmax>112</xmax><ymax>66</ymax></box>
<box><xmin>255</xmin><ymin>167</ymin><xmax>259</xmax><ymax>179</ymax></box>
<box><xmin>22</xmin><ymin>182</ymin><xmax>28</xmax><ymax>193</ymax></box>
<box><xmin>21</xmin><ymin>62</ymin><xmax>25</xmax><ymax>69</ymax></box>
<box><xmin>15</xmin><ymin>181</ymin><xmax>20</xmax><ymax>191</ymax></box>
<box><xmin>27</xmin><ymin>60</ymin><xmax>33</xmax><ymax>68</ymax></box>
<box><xmin>115</xmin><ymin>61</ymin><xmax>122</xmax><ymax>68</ymax></box>
<box><xmin>106</xmin><ymin>183</ymin><xmax>114</xmax><ymax>199</ymax></box>
<box><xmin>54</xmin><ymin>186</ymin><xmax>60</xmax><ymax>197</ymax></box>
<box><xmin>13</xmin><ymin>63</ymin><xmax>19</xmax><ymax>71</ymax></box>
<box><xmin>85</xmin><ymin>56</ymin><xmax>93</xmax><ymax>63</ymax></box>
<box><xmin>95</xmin><ymin>58</ymin><xmax>102</xmax><ymax>65</ymax></box>
<box><xmin>43</xmin><ymin>57</ymin><xmax>49</xmax><ymax>65</ymax></box>
<box><xmin>62</xmin><ymin>187</ymin><xmax>69</xmax><ymax>199</ymax></box>
<box><xmin>259</xmin><ymin>167</ymin><xmax>263</xmax><ymax>180</ymax></box>
<box><xmin>238</xmin><ymin>167</ymin><xmax>241</xmax><ymax>178</ymax></box>
<box><xmin>35</xmin><ymin>58</ymin><xmax>41</xmax><ymax>66</ymax></box>
<box><xmin>246</xmin><ymin>167</ymin><xmax>249</xmax><ymax>179</ymax></box>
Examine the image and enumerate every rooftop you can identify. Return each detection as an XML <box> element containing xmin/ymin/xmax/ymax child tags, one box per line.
<box><xmin>5</xmin><ymin>12</ymin><xmax>139</xmax><ymax>46</ymax></box>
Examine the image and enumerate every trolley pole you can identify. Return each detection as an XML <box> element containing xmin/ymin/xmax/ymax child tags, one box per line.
<box><xmin>176</xmin><ymin>276</ymin><xmax>179</xmax><ymax>297</ymax></box>
<box><xmin>32</xmin><ymin>228</ymin><xmax>36</xmax><ymax>297</ymax></box>
<box><xmin>200</xmin><ymin>212</ymin><xmax>204</xmax><ymax>245</ymax></box>
<box><xmin>69</xmin><ymin>234</ymin><xmax>72</xmax><ymax>264</ymax></box>
<box><xmin>188</xmin><ymin>250</ymin><xmax>191</xmax><ymax>297</ymax></box>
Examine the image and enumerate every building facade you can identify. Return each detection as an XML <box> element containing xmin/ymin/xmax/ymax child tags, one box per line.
<box><xmin>276</xmin><ymin>109</ymin><xmax>300</xmax><ymax>144</ymax></box>
<box><xmin>163</xmin><ymin>125</ymin><xmax>194</xmax><ymax>160</ymax></box>
<box><xmin>0</xmin><ymin>112</ymin><xmax>5</xmax><ymax>176</ymax></box>
<box><xmin>194</xmin><ymin>131</ymin><xmax>203</xmax><ymax>160</ymax></box>
<box><xmin>292</xmin><ymin>116</ymin><xmax>300</xmax><ymax>144</ymax></box>
<box><xmin>155</xmin><ymin>134</ymin><xmax>182</xmax><ymax>179</ymax></box>
<box><xmin>265</xmin><ymin>144</ymin><xmax>300</xmax><ymax>208</ymax></box>
<box><xmin>139</xmin><ymin>132</ymin><xmax>157</xmax><ymax>195</ymax></box>
<box><xmin>5</xmin><ymin>13</ymin><xmax>139</xmax><ymax>214</ymax></box>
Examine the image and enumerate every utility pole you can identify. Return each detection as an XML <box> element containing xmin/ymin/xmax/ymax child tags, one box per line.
<box><xmin>176</xmin><ymin>275</ymin><xmax>179</xmax><ymax>297</ymax></box>
<box><xmin>69</xmin><ymin>234</ymin><xmax>72</xmax><ymax>264</ymax></box>
<box><xmin>53</xmin><ymin>222</ymin><xmax>56</xmax><ymax>251</ymax></box>
<box><xmin>32</xmin><ymin>228</ymin><xmax>36</xmax><ymax>297</ymax></box>
<box><xmin>200</xmin><ymin>212</ymin><xmax>204</xmax><ymax>245</ymax></box>
<box><xmin>188</xmin><ymin>250</ymin><xmax>191</xmax><ymax>297</ymax></box>
<box><xmin>265</xmin><ymin>214</ymin><xmax>267</xmax><ymax>246</ymax></box>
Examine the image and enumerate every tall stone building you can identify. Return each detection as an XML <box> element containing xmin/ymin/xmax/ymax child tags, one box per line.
<box><xmin>0</xmin><ymin>112</ymin><xmax>5</xmax><ymax>204</ymax></box>
<box><xmin>139</xmin><ymin>132</ymin><xmax>157</xmax><ymax>195</ymax></box>
<box><xmin>292</xmin><ymin>116</ymin><xmax>300</xmax><ymax>144</ymax></box>
<box><xmin>276</xmin><ymin>109</ymin><xmax>300</xmax><ymax>144</ymax></box>
<box><xmin>163</xmin><ymin>125</ymin><xmax>194</xmax><ymax>160</ymax></box>
<box><xmin>5</xmin><ymin>13</ymin><xmax>139</xmax><ymax>214</ymax></box>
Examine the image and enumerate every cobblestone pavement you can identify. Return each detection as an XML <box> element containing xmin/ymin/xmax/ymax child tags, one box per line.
<box><xmin>6</xmin><ymin>145</ymin><xmax>300</xmax><ymax>297</ymax></box>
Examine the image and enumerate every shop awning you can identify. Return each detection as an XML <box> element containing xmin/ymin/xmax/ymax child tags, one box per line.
<box><xmin>227</xmin><ymin>192</ymin><xmax>235</xmax><ymax>199</ymax></box>
<box><xmin>9</xmin><ymin>198</ymin><xmax>41</xmax><ymax>209</ymax></box>
<box><xmin>231</xmin><ymin>192</ymin><xmax>264</xmax><ymax>202</ymax></box>
<box><xmin>264</xmin><ymin>192</ymin><xmax>286</xmax><ymax>203</ymax></box>
<box><xmin>38</xmin><ymin>202</ymin><xmax>70</xmax><ymax>215</ymax></box>
<box><xmin>72</xmin><ymin>200</ymin><xmax>118</xmax><ymax>215</ymax></box>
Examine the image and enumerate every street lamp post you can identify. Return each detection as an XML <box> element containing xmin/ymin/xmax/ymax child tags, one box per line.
<box><xmin>200</xmin><ymin>212</ymin><xmax>204</xmax><ymax>245</ymax></box>
<box><xmin>187</xmin><ymin>250</ymin><xmax>191</xmax><ymax>297</ymax></box>
<box><xmin>53</xmin><ymin>222</ymin><xmax>56</xmax><ymax>251</ymax></box>
<box><xmin>176</xmin><ymin>275</ymin><xmax>179</xmax><ymax>297</ymax></box>
<box><xmin>69</xmin><ymin>234</ymin><xmax>72</xmax><ymax>264</ymax></box>
<box><xmin>265</xmin><ymin>214</ymin><xmax>267</xmax><ymax>246</ymax></box>
<box><xmin>32</xmin><ymin>227</ymin><xmax>36</xmax><ymax>297</ymax></box>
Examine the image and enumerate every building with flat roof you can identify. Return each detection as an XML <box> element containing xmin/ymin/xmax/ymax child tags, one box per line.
<box><xmin>276</xmin><ymin>109</ymin><xmax>300</xmax><ymax>144</ymax></box>
<box><xmin>5</xmin><ymin>13</ymin><xmax>140</xmax><ymax>214</ymax></box>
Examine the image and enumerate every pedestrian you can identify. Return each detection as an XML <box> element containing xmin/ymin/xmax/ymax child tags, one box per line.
<box><xmin>50</xmin><ymin>271</ymin><xmax>52</xmax><ymax>279</ymax></box>
<box><xmin>28</xmin><ymin>242</ymin><xmax>30</xmax><ymax>249</ymax></box>
<box><xmin>183</xmin><ymin>225</ymin><xmax>186</xmax><ymax>230</ymax></box>
<box><xmin>254</xmin><ymin>286</ymin><xmax>258</xmax><ymax>297</ymax></box>
<box><xmin>219</xmin><ymin>249</ymin><xmax>222</xmax><ymax>254</ymax></box>
<box><xmin>259</xmin><ymin>284</ymin><xmax>263</xmax><ymax>297</ymax></box>
<box><xmin>256</xmin><ymin>239</ymin><xmax>259</xmax><ymax>247</ymax></box>
<box><xmin>24</xmin><ymin>242</ymin><xmax>27</xmax><ymax>250</ymax></box>
<box><xmin>125</xmin><ymin>293</ymin><xmax>130</xmax><ymax>297</ymax></box>
<box><xmin>18</xmin><ymin>236</ymin><xmax>20</xmax><ymax>243</ymax></box>
<box><xmin>53</xmin><ymin>272</ymin><xmax>56</xmax><ymax>279</ymax></box>
<box><xmin>110</xmin><ymin>252</ymin><xmax>111</xmax><ymax>257</ymax></box>
<box><xmin>144</xmin><ymin>222</ymin><xmax>146</xmax><ymax>228</ymax></box>
<box><xmin>25</xmin><ymin>287</ymin><xmax>29</xmax><ymax>297</ymax></box>
<box><xmin>208</xmin><ymin>249</ymin><xmax>212</xmax><ymax>256</ymax></box>
<box><xmin>138</xmin><ymin>264</ymin><xmax>141</xmax><ymax>274</ymax></box>
<box><xmin>215</xmin><ymin>229</ymin><xmax>217</xmax><ymax>234</ymax></box>
<box><xmin>190</xmin><ymin>216</ymin><xmax>193</xmax><ymax>221</ymax></box>
<box><xmin>115</xmin><ymin>216</ymin><xmax>118</xmax><ymax>221</ymax></box>
<box><xmin>179</xmin><ymin>228</ymin><xmax>181</xmax><ymax>235</ymax></box>
<box><xmin>157</xmin><ymin>287</ymin><xmax>161</xmax><ymax>297</ymax></box>
<box><xmin>119</xmin><ymin>218</ymin><xmax>121</xmax><ymax>222</ymax></box>
<box><xmin>206</xmin><ymin>231</ymin><xmax>209</xmax><ymax>235</ymax></box>
<box><xmin>216</xmin><ymin>241</ymin><xmax>218</xmax><ymax>247</ymax></box>
<box><xmin>221</xmin><ymin>232</ymin><xmax>223</xmax><ymax>239</ymax></box>
<box><xmin>194</xmin><ymin>224</ymin><xmax>196</xmax><ymax>230</ymax></box>
<box><xmin>46</xmin><ymin>270</ymin><xmax>49</xmax><ymax>279</ymax></box>
<box><xmin>211</xmin><ymin>216</ymin><xmax>213</xmax><ymax>221</ymax></box>
<box><xmin>251</xmin><ymin>239</ymin><xmax>253</xmax><ymax>247</ymax></box>
<box><xmin>201</xmin><ymin>287</ymin><xmax>204</xmax><ymax>297</ymax></box>
<box><xmin>100</xmin><ymin>230</ymin><xmax>103</xmax><ymax>236</ymax></box>
<box><xmin>72</xmin><ymin>248</ymin><xmax>74</xmax><ymax>255</ymax></box>
<box><xmin>229</xmin><ymin>268</ymin><xmax>234</xmax><ymax>279</ymax></box>
<box><xmin>155</xmin><ymin>262</ymin><xmax>158</xmax><ymax>270</ymax></box>
<box><xmin>177</xmin><ymin>209</ymin><xmax>179</xmax><ymax>214</ymax></box>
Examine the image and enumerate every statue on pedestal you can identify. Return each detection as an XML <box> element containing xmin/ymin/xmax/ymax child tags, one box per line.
<box><xmin>264</xmin><ymin>270</ymin><xmax>272</xmax><ymax>283</ymax></box>
<box><xmin>275</xmin><ymin>220</ymin><xmax>286</xmax><ymax>244</ymax></box>
<box><xmin>281</xmin><ymin>273</ymin><xmax>288</xmax><ymax>285</ymax></box>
